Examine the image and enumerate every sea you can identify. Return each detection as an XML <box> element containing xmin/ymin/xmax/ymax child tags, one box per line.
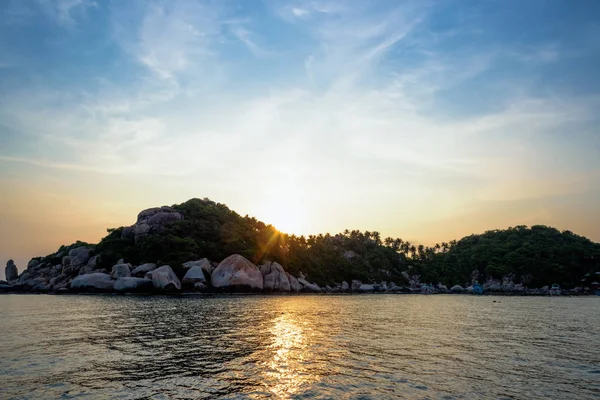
<box><xmin>0</xmin><ymin>294</ymin><xmax>598</xmax><ymax>399</ymax></box>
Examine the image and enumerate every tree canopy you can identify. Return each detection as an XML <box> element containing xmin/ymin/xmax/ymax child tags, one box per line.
<box><xmin>86</xmin><ymin>198</ymin><xmax>600</xmax><ymax>287</ymax></box>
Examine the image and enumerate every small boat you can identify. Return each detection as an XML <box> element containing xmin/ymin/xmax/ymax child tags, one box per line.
<box><xmin>550</xmin><ymin>284</ymin><xmax>561</xmax><ymax>296</ymax></box>
<box><xmin>472</xmin><ymin>283</ymin><xmax>483</xmax><ymax>295</ymax></box>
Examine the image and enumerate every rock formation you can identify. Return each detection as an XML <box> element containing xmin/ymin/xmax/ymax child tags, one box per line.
<box><xmin>70</xmin><ymin>273</ymin><xmax>115</xmax><ymax>291</ymax></box>
<box><xmin>114</xmin><ymin>277</ymin><xmax>153</xmax><ymax>292</ymax></box>
<box><xmin>260</xmin><ymin>262</ymin><xmax>291</xmax><ymax>292</ymax></box>
<box><xmin>286</xmin><ymin>273</ymin><xmax>302</xmax><ymax>292</ymax></box>
<box><xmin>211</xmin><ymin>254</ymin><xmax>263</xmax><ymax>290</ymax></box>
<box><xmin>5</xmin><ymin>260</ymin><xmax>18</xmax><ymax>282</ymax></box>
<box><xmin>111</xmin><ymin>263</ymin><xmax>132</xmax><ymax>278</ymax></box>
<box><xmin>122</xmin><ymin>206</ymin><xmax>183</xmax><ymax>244</ymax></box>
<box><xmin>182</xmin><ymin>266</ymin><xmax>207</xmax><ymax>287</ymax></box>
<box><xmin>131</xmin><ymin>263</ymin><xmax>157</xmax><ymax>277</ymax></box>
<box><xmin>183</xmin><ymin>258</ymin><xmax>214</xmax><ymax>275</ymax></box>
<box><xmin>151</xmin><ymin>265</ymin><xmax>181</xmax><ymax>291</ymax></box>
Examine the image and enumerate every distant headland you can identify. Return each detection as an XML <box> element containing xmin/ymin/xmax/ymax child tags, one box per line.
<box><xmin>2</xmin><ymin>198</ymin><xmax>599</xmax><ymax>295</ymax></box>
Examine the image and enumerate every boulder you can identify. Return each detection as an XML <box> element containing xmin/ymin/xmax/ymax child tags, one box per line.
<box><xmin>33</xmin><ymin>282</ymin><xmax>51</xmax><ymax>292</ymax></box>
<box><xmin>351</xmin><ymin>280</ymin><xmax>362</xmax><ymax>291</ymax></box>
<box><xmin>151</xmin><ymin>265</ymin><xmax>181</xmax><ymax>291</ymax></box>
<box><xmin>298</xmin><ymin>278</ymin><xmax>322</xmax><ymax>292</ymax></box>
<box><xmin>513</xmin><ymin>283</ymin><xmax>525</xmax><ymax>292</ymax></box>
<box><xmin>194</xmin><ymin>282</ymin><xmax>209</xmax><ymax>292</ymax></box>
<box><xmin>438</xmin><ymin>284</ymin><xmax>448</xmax><ymax>292</ymax></box>
<box><xmin>27</xmin><ymin>259</ymin><xmax>41</xmax><ymax>269</ymax></box>
<box><xmin>114</xmin><ymin>277</ymin><xmax>153</xmax><ymax>292</ymax></box>
<box><xmin>260</xmin><ymin>262</ymin><xmax>291</xmax><ymax>292</ymax></box>
<box><xmin>144</xmin><ymin>271</ymin><xmax>153</xmax><ymax>280</ymax></box>
<box><xmin>378</xmin><ymin>282</ymin><xmax>388</xmax><ymax>292</ymax></box>
<box><xmin>286</xmin><ymin>273</ymin><xmax>302</xmax><ymax>292</ymax></box>
<box><xmin>70</xmin><ymin>248</ymin><xmax>91</xmax><ymax>270</ymax></box>
<box><xmin>182</xmin><ymin>258</ymin><xmax>214</xmax><ymax>275</ymax></box>
<box><xmin>5</xmin><ymin>260</ymin><xmax>18</xmax><ymax>282</ymax></box>
<box><xmin>359</xmin><ymin>284</ymin><xmax>375</xmax><ymax>293</ymax></box>
<box><xmin>325</xmin><ymin>285</ymin><xmax>333</xmax><ymax>292</ymax></box>
<box><xmin>341</xmin><ymin>281</ymin><xmax>350</xmax><ymax>291</ymax></box>
<box><xmin>182</xmin><ymin>266</ymin><xmax>207</xmax><ymax>287</ymax></box>
<box><xmin>126</xmin><ymin>206</ymin><xmax>183</xmax><ymax>243</ymax></box>
<box><xmin>70</xmin><ymin>273</ymin><xmax>115</xmax><ymax>291</ymax></box>
<box><xmin>111</xmin><ymin>263</ymin><xmax>132</xmax><ymax>278</ymax></box>
<box><xmin>450</xmin><ymin>285</ymin><xmax>465</xmax><ymax>293</ymax></box>
<box><xmin>211</xmin><ymin>255</ymin><xmax>263</xmax><ymax>291</ymax></box>
<box><xmin>131</xmin><ymin>263</ymin><xmax>157</xmax><ymax>277</ymax></box>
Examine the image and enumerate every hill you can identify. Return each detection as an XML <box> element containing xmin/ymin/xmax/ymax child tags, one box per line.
<box><xmin>3</xmin><ymin>197</ymin><xmax>600</xmax><ymax>292</ymax></box>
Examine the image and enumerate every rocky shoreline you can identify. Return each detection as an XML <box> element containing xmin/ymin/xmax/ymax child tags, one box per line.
<box><xmin>1</xmin><ymin>251</ymin><xmax>592</xmax><ymax>296</ymax></box>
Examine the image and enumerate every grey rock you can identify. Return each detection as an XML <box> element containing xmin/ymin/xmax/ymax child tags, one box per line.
<box><xmin>260</xmin><ymin>262</ymin><xmax>291</xmax><ymax>292</ymax></box>
<box><xmin>298</xmin><ymin>278</ymin><xmax>322</xmax><ymax>292</ymax></box>
<box><xmin>70</xmin><ymin>248</ymin><xmax>91</xmax><ymax>270</ymax></box>
<box><xmin>358</xmin><ymin>284</ymin><xmax>375</xmax><ymax>293</ymax></box>
<box><xmin>182</xmin><ymin>258</ymin><xmax>214</xmax><ymax>275</ymax></box>
<box><xmin>182</xmin><ymin>266</ymin><xmax>207</xmax><ymax>286</ymax></box>
<box><xmin>111</xmin><ymin>263</ymin><xmax>132</xmax><ymax>278</ymax></box>
<box><xmin>71</xmin><ymin>273</ymin><xmax>115</xmax><ymax>291</ymax></box>
<box><xmin>5</xmin><ymin>260</ymin><xmax>18</xmax><ymax>282</ymax></box>
<box><xmin>450</xmin><ymin>285</ymin><xmax>465</xmax><ymax>293</ymax></box>
<box><xmin>286</xmin><ymin>273</ymin><xmax>302</xmax><ymax>292</ymax></box>
<box><xmin>114</xmin><ymin>277</ymin><xmax>153</xmax><ymax>292</ymax></box>
<box><xmin>341</xmin><ymin>281</ymin><xmax>350</xmax><ymax>291</ymax></box>
<box><xmin>194</xmin><ymin>282</ymin><xmax>209</xmax><ymax>292</ymax></box>
<box><xmin>351</xmin><ymin>280</ymin><xmax>362</xmax><ymax>291</ymax></box>
<box><xmin>27</xmin><ymin>259</ymin><xmax>41</xmax><ymax>269</ymax></box>
<box><xmin>151</xmin><ymin>265</ymin><xmax>181</xmax><ymax>291</ymax></box>
<box><xmin>211</xmin><ymin>255</ymin><xmax>263</xmax><ymax>291</ymax></box>
<box><xmin>131</xmin><ymin>263</ymin><xmax>157</xmax><ymax>277</ymax></box>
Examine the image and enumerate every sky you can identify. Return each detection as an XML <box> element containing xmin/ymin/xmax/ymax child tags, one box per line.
<box><xmin>1</xmin><ymin>0</ymin><xmax>600</xmax><ymax>277</ymax></box>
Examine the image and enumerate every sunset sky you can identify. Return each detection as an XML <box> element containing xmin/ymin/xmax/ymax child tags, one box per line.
<box><xmin>1</xmin><ymin>0</ymin><xmax>600</xmax><ymax>276</ymax></box>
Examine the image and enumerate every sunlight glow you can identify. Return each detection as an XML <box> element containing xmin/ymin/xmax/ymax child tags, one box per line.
<box><xmin>257</xmin><ymin>184</ymin><xmax>310</xmax><ymax>235</ymax></box>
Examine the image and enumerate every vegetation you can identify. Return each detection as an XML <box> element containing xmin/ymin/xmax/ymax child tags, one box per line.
<box><xmin>86</xmin><ymin>198</ymin><xmax>600</xmax><ymax>287</ymax></box>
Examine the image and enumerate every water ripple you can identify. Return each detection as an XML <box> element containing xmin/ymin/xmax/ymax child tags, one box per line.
<box><xmin>0</xmin><ymin>295</ymin><xmax>599</xmax><ymax>399</ymax></box>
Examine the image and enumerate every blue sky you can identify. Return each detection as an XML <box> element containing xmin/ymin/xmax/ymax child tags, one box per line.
<box><xmin>1</xmin><ymin>0</ymin><xmax>600</xmax><ymax>274</ymax></box>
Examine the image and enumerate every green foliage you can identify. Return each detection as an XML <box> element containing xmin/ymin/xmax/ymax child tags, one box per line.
<box><xmin>88</xmin><ymin>199</ymin><xmax>600</xmax><ymax>287</ymax></box>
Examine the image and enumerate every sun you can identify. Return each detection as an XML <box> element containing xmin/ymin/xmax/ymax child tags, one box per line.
<box><xmin>257</xmin><ymin>186</ymin><xmax>310</xmax><ymax>235</ymax></box>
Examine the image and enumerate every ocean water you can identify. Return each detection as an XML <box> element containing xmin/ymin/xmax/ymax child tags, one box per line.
<box><xmin>0</xmin><ymin>294</ymin><xmax>598</xmax><ymax>399</ymax></box>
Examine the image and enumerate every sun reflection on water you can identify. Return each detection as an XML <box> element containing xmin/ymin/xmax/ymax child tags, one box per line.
<box><xmin>262</xmin><ymin>313</ymin><xmax>313</xmax><ymax>398</ymax></box>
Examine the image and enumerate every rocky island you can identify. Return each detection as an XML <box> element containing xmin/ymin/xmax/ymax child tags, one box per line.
<box><xmin>2</xmin><ymin>198</ymin><xmax>599</xmax><ymax>295</ymax></box>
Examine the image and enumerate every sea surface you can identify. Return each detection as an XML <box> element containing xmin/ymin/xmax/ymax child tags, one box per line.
<box><xmin>0</xmin><ymin>294</ymin><xmax>598</xmax><ymax>400</ymax></box>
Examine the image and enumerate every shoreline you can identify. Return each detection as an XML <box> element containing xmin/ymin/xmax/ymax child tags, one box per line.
<box><xmin>1</xmin><ymin>290</ymin><xmax>596</xmax><ymax>297</ymax></box>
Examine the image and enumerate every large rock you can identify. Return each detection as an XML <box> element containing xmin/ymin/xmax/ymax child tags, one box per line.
<box><xmin>151</xmin><ymin>265</ymin><xmax>181</xmax><ymax>291</ymax></box>
<box><xmin>183</xmin><ymin>258</ymin><xmax>214</xmax><ymax>275</ymax></box>
<box><xmin>131</xmin><ymin>263</ymin><xmax>157</xmax><ymax>277</ymax></box>
<box><xmin>358</xmin><ymin>284</ymin><xmax>375</xmax><ymax>293</ymax></box>
<box><xmin>70</xmin><ymin>247</ymin><xmax>91</xmax><ymax>270</ymax></box>
<box><xmin>125</xmin><ymin>206</ymin><xmax>183</xmax><ymax>243</ymax></box>
<box><xmin>341</xmin><ymin>281</ymin><xmax>350</xmax><ymax>291</ymax></box>
<box><xmin>5</xmin><ymin>260</ymin><xmax>18</xmax><ymax>282</ymax></box>
<box><xmin>27</xmin><ymin>259</ymin><xmax>41</xmax><ymax>269</ymax></box>
<box><xmin>450</xmin><ymin>285</ymin><xmax>465</xmax><ymax>293</ymax></box>
<box><xmin>111</xmin><ymin>263</ymin><xmax>132</xmax><ymax>278</ymax></box>
<box><xmin>260</xmin><ymin>262</ymin><xmax>291</xmax><ymax>292</ymax></box>
<box><xmin>79</xmin><ymin>256</ymin><xmax>99</xmax><ymax>275</ymax></box>
<box><xmin>351</xmin><ymin>280</ymin><xmax>362</xmax><ymax>291</ymax></box>
<box><xmin>114</xmin><ymin>277</ymin><xmax>153</xmax><ymax>292</ymax></box>
<box><xmin>298</xmin><ymin>278</ymin><xmax>322</xmax><ymax>293</ymax></box>
<box><xmin>70</xmin><ymin>273</ymin><xmax>115</xmax><ymax>291</ymax></box>
<box><xmin>182</xmin><ymin>266</ymin><xmax>207</xmax><ymax>287</ymax></box>
<box><xmin>211</xmin><ymin>255</ymin><xmax>263</xmax><ymax>291</ymax></box>
<box><xmin>286</xmin><ymin>273</ymin><xmax>301</xmax><ymax>292</ymax></box>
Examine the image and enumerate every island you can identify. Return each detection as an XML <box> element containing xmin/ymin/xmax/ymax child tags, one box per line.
<box><xmin>2</xmin><ymin>198</ymin><xmax>599</xmax><ymax>295</ymax></box>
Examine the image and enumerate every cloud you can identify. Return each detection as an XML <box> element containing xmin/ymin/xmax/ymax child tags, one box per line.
<box><xmin>36</xmin><ymin>0</ymin><xmax>96</xmax><ymax>27</ymax></box>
